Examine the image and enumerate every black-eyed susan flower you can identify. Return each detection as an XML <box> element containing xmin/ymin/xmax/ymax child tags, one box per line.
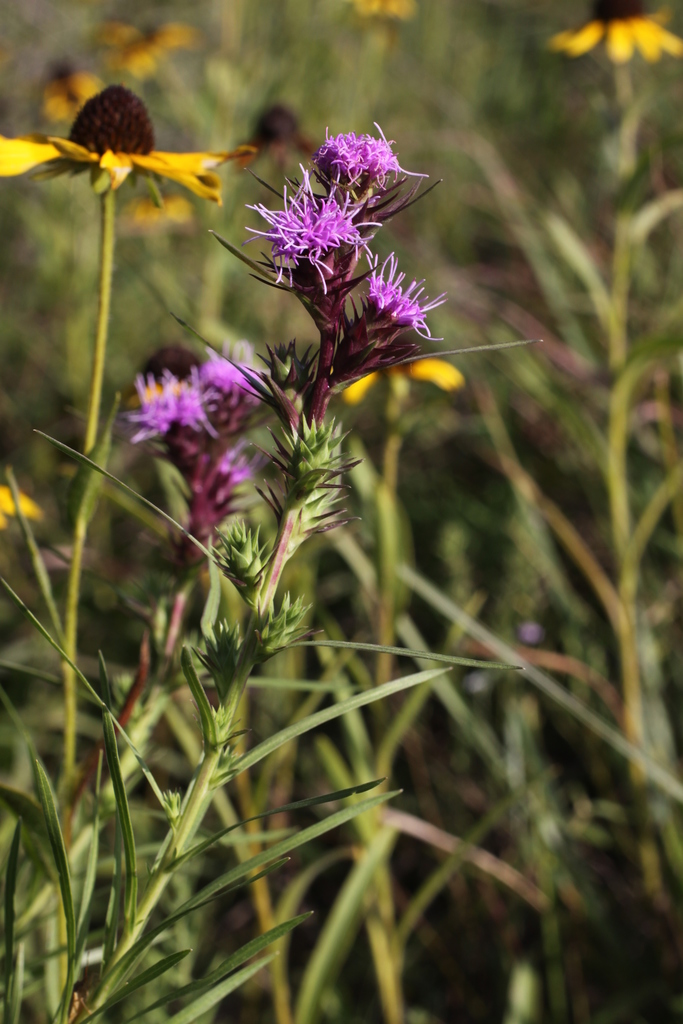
<box><xmin>550</xmin><ymin>0</ymin><xmax>683</xmax><ymax>63</ymax></box>
<box><xmin>343</xmin><ymin>358</ymin><xmax>464</xmax><ymax>404</ymax></box>
<box><xmin>0</xmin><ymin>485</ymin><xmax>42</xmax><ymax>530</ymax></box>
<box><xmin>96</xmin><ymin>21</ymin><xmax>202</xmax><ymax>80</ymax></box>
<box><xmin>42</xmin><ymin>64</ymin><xmax>103</xmax><ymax>124</ymax></box>
<box><xmin>349</xmin><ymin>0</ymin><xmax>417</xmax><ymax>19</ymax></box>
<box><xmin>0</xmin><ymin>85</ymin><xmax>252</xmax><ymax>203</ymax></box>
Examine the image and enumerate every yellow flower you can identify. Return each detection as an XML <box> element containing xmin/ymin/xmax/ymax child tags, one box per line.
<box><xmin>0</xmin><ymin>85</ymin><xmax>253</xmax><ymax>204</ymax></box>
<box><xmin>349</xmin><ymin>0</ymin><xmax>417</xmax><ymax>19</ymax></box>
<box><xmin>123</xmin><ymin>192</ymin><xmax>195</xmax><ymax>231</ymax></box>
<box><xmin>42</xmin><ymin>67</ymin><xmax>103</xmax><ymax>124</ymax></box>
<box><xmin>96</xmin><ymin>21</ymin><xmax>202</xmax><ymax>80</ymax></box>
<box><xmin>343</xmin><ymin>358</ymin><xmax>465</xmax><ymax>405</ymax></box>
<box><xmin>0</xmin><ymin>486</ymin><xmax>42</xmax><ymax>530</ymax></box>
<box><xmin>550</xmin><ymin>1</ymin><xmax>683</xmax><ymax>63</ymax></box>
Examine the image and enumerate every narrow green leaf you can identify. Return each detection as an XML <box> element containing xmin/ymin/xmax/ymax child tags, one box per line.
<box><xmin>171</xmin><ymin>779</ymin><xmax>384</xmax><ymax>869</ymax></box>
<box><xmin>247</xmin><ymin>675</ymin><xmax>347</xmax><ymax>692</ymax></box>
<box><xmin>98</xmin><ymin>652</ymin><xmax>112</xmax><ymax>710</ymax></box>
<box><xmin>233</xmin><ymin>668</ymin><xmax>449</xmax><ymax>775</ymax></box>
<box><xmin>126</xmin><ymin>914</ymin><xmax>311</xmax><ymax>1021</ymax></box>
<box><xmin>164</xmin><ymin>955</ymin><xmax>276</xmax><ymax>1024</ymax></box>
<box><xmin>79</xmin><ymin>949</ymin><xmax>191</xmax><ymax>1022</ymax></box>
<box><xmin>209</xmin><ymin>230</ymin><xmax>277</xmax><ymax>279</ymax></box>
<box><xmin>103</xmin><ymin>860</ymin><xmax>289</xmax><ymax>994</ymax></box>
<box><xmin>181</xmin><ymin>647</ymin><xmax>216</xmax><ymax>748</ymax></box>
<box><xmin>200</xmin><ymin>544</ymin><xmax>221</xmax><ymax>637</ymax></box>
<box><xmin>0</xmin><ymin>660</ymin><xmax>61</xmax><ymax>685</ymax></box>
<box><xmin>0</xmin><ymin>782</ymin><xmax>52</xmax><ymax>878</ymax></box>
<box><xmin>35</xmin><ymin>761</ymin><xmax>75</xmax><ymax>1024</ymax></box>
<box><xmin>4</xmin><ymin>467</ymin><xmax>64</xmax><ymax>644</ymax></box>
<box><xmin>294</xmin><ymin>639</ymin><xmax>516</xmax><ymax>671</ymax></box>
<box><xmin>3</xmin><ymin>819</ymin><xmax>22</xmax><ymax>1021</ymax></box>
<box><xmin>102</xmin><ymin>710</ymin><xmax>137</xmax><ymax>928</ymax></box>
<box><xmin>67</xmin><ymin>395</ymin><xmax>119</xmax><ymax>529</ymax></box>
<box><xmin>75</xmin><ymin>755</ymin><xmax>102</xmax><ymax>968</ymax></box>
<box><xmin>7</xmin><ymin>942</ymin><xmax>24</xmax><ymax>1024</ymax></box>
<box><xmin>102</xmin><ymin>817</ymin><xmax>122</xmax><ymax>973</ymax></box>
<box><xmin>168</xmin><ymin>312</ymin><xmax>213</xmax><ymax>347</ymax></box>
<box><xmin>33</xmin><ymin>432</ymin><xmax>210</xmax><ymax>559</ymax></box>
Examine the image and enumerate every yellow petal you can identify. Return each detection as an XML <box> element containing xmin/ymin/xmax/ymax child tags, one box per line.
<box><xmin>652</xmin><ymin>22</ymin><xmax>683</xmax><ymax>56</ymax></box>
<box><xmin>0</xmin><ymin>134</ymin><xmax>62</xmax><ymax>176</ymax></box>
<box><xmin>96</xmin><ymin>21</ymin><xmax>142</xmax><ymax>46</ymax></box>
<box><xmin>48</xmin><ymin>137</ymin><xmax>98</xmax><ymax>163</ymax></box>
<box><xmin>631</xmin><ymin>18</ymin><xmax>665</xmax><ymax>60</ymax></box>
<box><xmin>107</xmin><ymin>45</ymin><xmax>160</xmax><ymax>80</ymax></box>
<box><xmin>549</xmin><ymin>21</ymin><xmax>605</xmax><ymax>56</ymax></box>
<box><xmin>0</xmin><ymin>486</ymin><xmax>42</xmax><ymax>521</ymax></box>
<box><xmin>99</xmin><ymin>150</ymin><xmax>133</xmax><ymax>189</ymax></box>
<box><xmin>342</xmin><ymin>373</ymin><xmax>380</xmax><ymax>404</ymax></box>
<box><xmin>351</xmin><ymin>0</ymin><xmax>416</xmax><ymax>18</ymax></box>
<box><xmin>402</xmin><ymin>358</ymin><xmax>465</xmax><ymax>392</ymax></box>
<box><xmin>151</xmin><ymin>23</ymin><xmax>203</xmax><ymax>50</ymax></box>
<box><xmin>606</xmin><ymin>20</ymin><xmax>636</xmax><ymax>63</ymax></box>
<box><xmin>42</xmin><ymin>72</ymin><xmax>103</xmax><ymax>123</ymax></box>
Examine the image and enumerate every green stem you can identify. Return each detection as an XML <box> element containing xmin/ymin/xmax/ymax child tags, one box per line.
<box><xmin>62</xmin><ymin>187</ymin><xmax>116</xmax><ymax>798</ymax></box>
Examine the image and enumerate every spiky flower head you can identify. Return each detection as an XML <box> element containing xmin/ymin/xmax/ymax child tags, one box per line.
<box><xmin>367</xmin><ymin>254</ymin><xmax>446</xmax><ymax>339</ymax></box>
<box><xmin>216</xmin><ymin>522</ymin><xmax>268</xmax><ymax>607</ymax></box>
<box><xmin>256</xmin><ymin>592</ymin><xmax>310</xmax><ymax>659</ymax></box>
<box><xmin>313</xmin><ymin>126</ymin><xmax>403</xmax><ymax>187</ymax></box>
<box><xmin>247</xmin><ymin>172</ymin><xmax>374</xmax><ymax>290</ymax></box>
<box><xmin>196</xmin><ymin>620</ymin><xmax>241</xmax><ymax>703</ymax></box>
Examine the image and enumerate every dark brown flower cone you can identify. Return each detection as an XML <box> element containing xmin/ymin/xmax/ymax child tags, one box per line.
<box><xmin>69</xmin><ymin>84</ymin><xmax>154</xmax><ymax>155</ymax></box>
<box><xmin>594</xmin><ymin>0</ymin><xmax>644</xmax><ymax>21</ymax></box>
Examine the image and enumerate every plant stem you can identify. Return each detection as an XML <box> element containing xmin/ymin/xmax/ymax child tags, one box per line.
<box><xmin>62</xmin><ymin>187</ymin><xmax>116</xmax><ymax>798</ymax></box>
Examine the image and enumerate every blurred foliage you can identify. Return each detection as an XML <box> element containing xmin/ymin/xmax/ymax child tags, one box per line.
<box><xmin>4</xmin><ymin>0</ymin><xmax>683</xmax><ymax>1022</ymax></box>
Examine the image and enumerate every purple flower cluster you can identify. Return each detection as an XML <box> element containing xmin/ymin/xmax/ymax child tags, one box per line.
<box><xmin>129</xmin><ymin>369</ymin><xmax>212</xmax><ymax>444</ymax></box>
<box><xmin>312</xmin><ymin>126</ymin><xmax>403</xmax><ymax>187</ymax></box>
<box><xmin>126</xmin><ymin>347</ymin><xmax>258</xmax><ymax>564</ymax></box>
<box><xmin>243</xmin><ymin>126</ymin><xmax>446</xmax><ymax>424</ymax></box>
<box><xmin>247</xmin><ymin>173</ymin><xmax>375</xmax><ymax>290</ymax></box>
<box><xmin>367</xmin><ymin>255</ymin><xmax>446</xmax><ymax>340</ymax></box>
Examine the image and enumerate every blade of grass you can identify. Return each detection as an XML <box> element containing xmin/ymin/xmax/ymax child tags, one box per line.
<box><xmin>102</xmin><ymin>711</ymin><xmax>137</xmax><ymax>930</ymax></box>
<box><xmin>34</xmin><ymin>761</ymin><xmax>75</xmax><ymax>1024</ymax></box>
<box><xmin>294</xmin><ymin>639</ymin><xmax>517</xmax><ymax>670</ymax></box>
<box><xmin>3</xmin><ymin>819</ymin><xmax>22</xmax><ymax>1022</ymax></box>
<box><xmin>125</xmin><ymin>914</ymin><xmax>311</xmax><ymax>1021</ymax></box>
<box><xmin>231</xmin><ymin>668</ymin><xmax>449</xmax><ymax>776</ymax></box>
<box><xmin>78</xmin><ymin>949</ymin><xmax>191</xmax><ymax>1021</ymax></box>
<box><xmin>5</xmin><ymin>467</ymin><xmax>64</xmax><ymax>644</ymax></box>
<box><xmin>170</xmin><ymin>779</ymin><xmax>383</xmax><ymax>869</ymax></box>
<box><xmin>163</xmin><ymin>954</ymin><xmax>276</xmax><ymax>1024</ymax></box>
<box><xmin>75</xmin><ymin>754</ymin><xmax>102</xmax><ymax>969</ymax></box>
<box><xmin>101</xmin><ymin>815</ymin><xmax>122</xmax><ymax>973</ymax></box>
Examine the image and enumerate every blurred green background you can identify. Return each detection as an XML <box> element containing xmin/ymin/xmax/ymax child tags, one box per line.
<box><xmin>4</xmin><ymin>1</ymin><xmax>683</xmax><ymax>1021</ymax></box>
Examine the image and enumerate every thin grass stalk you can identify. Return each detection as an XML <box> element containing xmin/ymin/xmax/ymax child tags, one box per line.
<box><xmin>62</xmin><ymin>188</ymin><xmax>116</xmax><ymax>795</ymax></box>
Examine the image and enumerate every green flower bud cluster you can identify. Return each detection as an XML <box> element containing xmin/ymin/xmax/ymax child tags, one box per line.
<box><xmin>195</xmin><ymin>621</ymin><xmax>241</xmax><ymax>703</ymax></box>
<box><xmin>256</xmin><ymin>592</ymin><xmax>309</xmax><ymax>659</ymax></box>
<box><xmin>216</xmin><ymin>522</ymin><xmax>269</xmax><ymax>609</ymax></box>
<box><xmin>162</xmin><ymin>789</ymin><xmax>182</xmax><ymax>828</ymax></box>
<box><xmin>271</xmin><ymin>418</ymin><xmax>354</xmax><ymax>541</ymax></box>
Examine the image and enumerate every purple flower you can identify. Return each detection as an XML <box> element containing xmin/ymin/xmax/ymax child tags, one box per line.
<box><xmin>247</xmin><ymin>172</ymin><xmax>375</xmax><ymax>290</ymax></box>
<box><xmin>367</xmin><ymin>254</ymin><xmax>446</xmax><ymax>339</ymax></box>
<box><xmin>313</xmin><ymin>126</ymin><xmax>404</xmax><ymax>186</ymax></box>
<box><xmin>199</xmin><ymin>349</ymin><xmax>252</xmax><ymax>395</ymax></box>
<box><xmin>129</xmin><ymin>369</ymin><xmax>213</xmax><ymax>443</ymax></box>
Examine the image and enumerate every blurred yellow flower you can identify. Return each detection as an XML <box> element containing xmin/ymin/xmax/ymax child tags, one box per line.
<box><xmin>123</xmin><ymin>192</ymin><xmax>195</xmax><ymax>230</ymax></box>
<box><xmin>343</xmin><ymin>358</ymin><xmax>464</xmax><ymax>405</ymax></box>
<box><xmin>0</xmin><ymin>85</ymin><xmax>252</xmax><ymax>204</ymax></box>
<box><xmin>550</xmin><ymin>1</ymin><xmax>683</xmax><ymax>63</ymax></box>
<box><xmin>350</xmin><ymin>0</ymin><xmax>417</xmax><ymax>19</ymax></box>
<box><xmin>42</xmin><ymin>67</ymin><xmax>103</xmax><ymax>123</ymax></box>
<box><xmin>0</xmin><ymin>486</ymin><xmax>42</xmax><ymax>530</ymax></box>
<box><xmin>96</xmin><ymin>21</ymin><xmax>202</xmax><ymax>79</ymax></box>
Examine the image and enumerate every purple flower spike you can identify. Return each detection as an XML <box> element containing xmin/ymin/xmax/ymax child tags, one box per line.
<box><xmin>313</xmin><ymin>125</ymin><xmax>404</xmax><ymax>187</ymax></box>
<box><xmin>199</xmin><ymin>349</ymin><xmax>253</xmax><ymax>395</ymax></box>
<box><xmin>247</xmin><ymin>172</ymin><xmax>374</xmax><ymax>290</ymax></box>
<box><xmin>129</xmin><ymin>369</ymin><xmax>213</xmax><ymax>443</ymax></box>
<box><xmin>367</xmin><ymin>254</ymin><xmax>446</xmax><ymax>339</ymax></box>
